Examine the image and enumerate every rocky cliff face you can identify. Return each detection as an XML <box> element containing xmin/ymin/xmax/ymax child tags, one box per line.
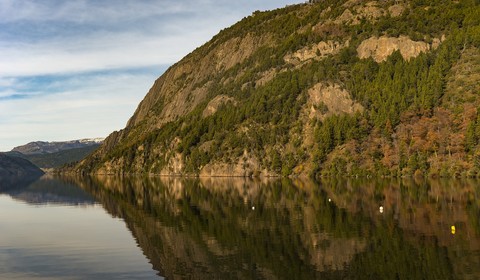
<box><xmin>125</xmin><ymin>32</ymin><xmax>274</xmax><ymax>134</ymax></box>
<box><xmin>357</xmin><ymin>35</ymin><xmax>441</xmax><ymax>62</ymax></box>
<box><xmin>76</xmin><ymin>0</ymin><xmax>480</xmax><ymax>177</ymax></box>
<box><xmin>284</xmin><ymin>40</ymin><xmax>349</xmax><ymax>65</ymax></box>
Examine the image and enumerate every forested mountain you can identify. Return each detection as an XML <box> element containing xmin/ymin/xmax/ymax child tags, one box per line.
<box><xmin>8</xmin><ymin>145</ymin><xmax>100</xmax><ymax>169</ymax></box>
<box><xmin>8</xmin><ymin>139</ymin><xmax>102</xmax><ymax>169</ymax></box>
<box><xmin>0</xmin><ymin>153</ymin><xmax>44</xmax><ymax>179</ymax></box>
<box><xmin>76</xmin><ymin>0</ymin><xmax>480</xmax><ymax>177</ymax></box>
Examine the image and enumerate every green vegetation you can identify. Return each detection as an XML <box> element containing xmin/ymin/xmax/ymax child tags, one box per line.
<box><xmin>0</xmin><ymin>153</ymin><xmax>44</xmax><ymax>180</ymax></box>
<box><xmin>10</xmin><ymin>145</ymin><xmax>100</xmax><ymax>169</ymax></box>
<box><xmin>77</xmin><ymin>0</ymin><xmax>480</xmax><ymax>178</ymax></box>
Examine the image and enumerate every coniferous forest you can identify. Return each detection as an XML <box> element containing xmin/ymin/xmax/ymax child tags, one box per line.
<box><xmin>76</xmin><ymin>0</ymin><xmax>480</xmax><ymax>178</ymax></box>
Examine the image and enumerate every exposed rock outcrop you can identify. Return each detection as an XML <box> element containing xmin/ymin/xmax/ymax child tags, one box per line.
<box><xmin>125</xmin><ymin>32</ymin><xmax>273</xmax><ymax>132</ymax></box>
<box><xmin>333</xmin><ymin>1</ymin><xmax>403</xmax><ymax>25</ymax></box>
<box><xmin>199</xmin><ymin>151</ymin><xmax>267</xmax><ymax>177</ymax></box>
<box><xmin>214</xmin><ymin>33</ymin><xmax>273</xmax><ymax>71</ymax></box>
<box><xmin>354</xmin><ymin>2</ymin><xmax>386</xmax><ymax>20</ymax></box>
<box><xmin>357</xmin><ymin>36</ymin><xmax>437</xmax><ymax>62</ymax></box>
<box><xmin>255</xmin><ymin>68</ymin><xmax>278</xmax><ymax>87</ymax></box>
<box><xmin>202</xmin><ymin>95</ymin><xmax>237</xmax><ymax>118</ymax></box>
<box><xmin>307</xmin><ymin>83</ymin><xmax>364</xmax><ymax>120</ymax></box>
<box><xmin>299</xmin><ymin>83</ymin><xmax>363</xmax><ymax>160</ymax></box>
<box><xmin>388</xmin><ymin>4</ymin><xmax>405</xmax><ymax>17</ymax></box>
<box><xmin>284</xmin><ymin>40</ymin><xmax>348</xmax><ymax>64</ymax></box>
<box><xmin>160</xmin><ymin>152</ymin><xmax>185</xmax><ymax>176</ymax></box>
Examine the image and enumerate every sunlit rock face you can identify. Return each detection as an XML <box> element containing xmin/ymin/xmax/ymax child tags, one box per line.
<box><xmin>357</xmin><ymin>36</ymin><xmax>437</xmax><ymax>62</ymax></box>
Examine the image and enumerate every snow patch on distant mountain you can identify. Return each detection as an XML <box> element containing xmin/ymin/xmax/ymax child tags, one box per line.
<box><xmin>11</xmin><ymin>138</ymin><xmax>104</xmax><ymax>155</ymax></box>
<box><xmin>79</xmin><ymin>138</ymin><xmax>104</xmax><ymax>144</ymax></box>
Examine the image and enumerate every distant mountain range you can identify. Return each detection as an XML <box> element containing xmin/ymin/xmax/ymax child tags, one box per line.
<box><xmin>6</xmin><ymin>138</ymin><xmax>103</xmax><ymax>170</ymax></box>
<box><xmin>11</xmin><ymin>138</ymin><xmax>104</xmax><ymax>155</ymax></box>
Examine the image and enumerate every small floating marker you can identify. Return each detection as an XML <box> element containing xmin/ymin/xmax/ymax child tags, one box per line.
<box><xmin>379</xmin><ymin>206</ymin><xmax>384</xmax><ymax>213</ymax></box>
<box><xmin>252</xmin><ymin>206</ymin><xmax>255</xmax><ymax>210</ymax></box>
<box><xmin>328</xmin><ymin>198</ymin><xmax>332</xmax><ymax>202</ymax></box>
<box><xmin>451</xmin><ymin>225</ymin><xmax>456</xmax><ymax>235</ymax></box>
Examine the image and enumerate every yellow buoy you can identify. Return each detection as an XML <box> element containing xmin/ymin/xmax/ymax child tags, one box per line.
<box><xmin>451</xmin><ymin>225</ymin><xmax>456</xmax><ymax>235</ymax></box>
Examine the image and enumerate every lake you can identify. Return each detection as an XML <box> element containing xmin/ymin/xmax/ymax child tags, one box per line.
<box><xmin>1</xmin><ymin>175</ymin><xmax>480</xmax><ymax>279</ymax></box>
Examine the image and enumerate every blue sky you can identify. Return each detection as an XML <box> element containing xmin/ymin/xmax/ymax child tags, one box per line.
<box><xmin>0</xmin><ymin>0</ymin><xmax>300</xmax><ymax>151</ymax></box>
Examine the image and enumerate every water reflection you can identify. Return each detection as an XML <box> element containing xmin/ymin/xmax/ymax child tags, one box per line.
<box><xmin>0</xmin><ymin>174</ymin><xmax>40</xmax><ymax>192</ymax></box>
<box><xmin>0</xmin><ymin>175</ymin><xmax>158</xmax><ymax>280</ymax></box>
<box><xmin>67</xmin><ymin>175</ymin><xmax>480</xmax><ymax>280</ymax></box>
<box><xmin>0</xmin><ymin>175</ymin><xmax>95</xmax><ymax>205</ymax></box>
<box><xmin>320</xmin><ymin>177</ymin><xmax>480</xmax><ymax>280</ymax></box>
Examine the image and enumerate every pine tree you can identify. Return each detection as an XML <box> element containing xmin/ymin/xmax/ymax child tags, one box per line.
<box><xmin>466</xmin><ymin>121</ymin><xmax>477</xmax><ymax>153</ymax></box>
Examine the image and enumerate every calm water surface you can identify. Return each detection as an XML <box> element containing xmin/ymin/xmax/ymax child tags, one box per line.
<box><xmin>1</xmin><ymin>175</ymin><xmax>480</xmax><ymax>279</ymax></box>
<box><xmin>0</xmin><ymin>176</ymin><xmax>159</xmax><ymax>279</ymax></box>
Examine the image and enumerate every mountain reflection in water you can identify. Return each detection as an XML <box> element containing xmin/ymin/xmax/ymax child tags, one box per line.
<box><xmin>0</xmin><ymin>175</ymin><xmax>95</xmax><ymax>205</ymax></box>
<box><xmin>64</xmin><ymin>175</ymin><xmax>480</xmax><ymax>280</ymax></box>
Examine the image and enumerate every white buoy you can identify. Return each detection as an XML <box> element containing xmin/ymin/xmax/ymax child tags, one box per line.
<box><xmin>328</xmin><ymin>198</ymin><xmax>331</xmax><ymax>202</ymax></box>
<box><xmin>379</xmin><ymin>206</ymin><xmax>384</xmax><ymax>213</ymax></box>
<box><xmin>252</xmin><ymin>206</ymin><xmax>255</xmax><ymax>210</ymax></box>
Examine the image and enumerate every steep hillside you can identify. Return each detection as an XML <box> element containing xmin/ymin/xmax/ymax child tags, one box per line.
<box><xmin>0</xmin><ymin>153</ymin><xmax>44</xmax><ymax>178</ymax></box>
<box><xmin>77</xmin><ymin>0</ymin><xmax>480</xmax><ymax>177</ymax></box>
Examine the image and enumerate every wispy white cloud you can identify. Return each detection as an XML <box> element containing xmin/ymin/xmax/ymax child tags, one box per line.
<box><xmin>0</xmin><ymin>4</ymin><xmax>233</xmax><ymax>77</ymax></box>
<box><xmin>0</xmin><ymin>68</ymin><xmax>166</xmax><ymax>150</ymax></box>
<box><xmin>0</xmin><ymin>0</ymin><xmax>300</xmax><ymax>151</ymax></box>
<box><xmin>0</xmin><ymin>77</ymin><xmax>16</xmax><ymax>87</ymax></box>
<box><xmin>1</xmin><ymin>0</ymin><xmax>300</xmax><ymax>77</ymax></box>
<box><xmin>0</xmin><ymin>0</ymin><xmax>192</xmax><ymax>24</ymax></box>
<box><xmin>0</xmin><ymin>29</ymin><xmax>215</xmax><ymax>77</ymax></box>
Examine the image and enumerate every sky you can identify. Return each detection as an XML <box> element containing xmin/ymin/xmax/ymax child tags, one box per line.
<box><xmin>0</xmin><ymin>0</ymin><xmax>300</xmax><ymax>151</ymax></box>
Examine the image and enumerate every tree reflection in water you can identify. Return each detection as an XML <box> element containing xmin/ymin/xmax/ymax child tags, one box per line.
<box><xmin>66</xmin><ymin>175</ymin><xmax>480</xmax><ymax>280</ymax></box>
